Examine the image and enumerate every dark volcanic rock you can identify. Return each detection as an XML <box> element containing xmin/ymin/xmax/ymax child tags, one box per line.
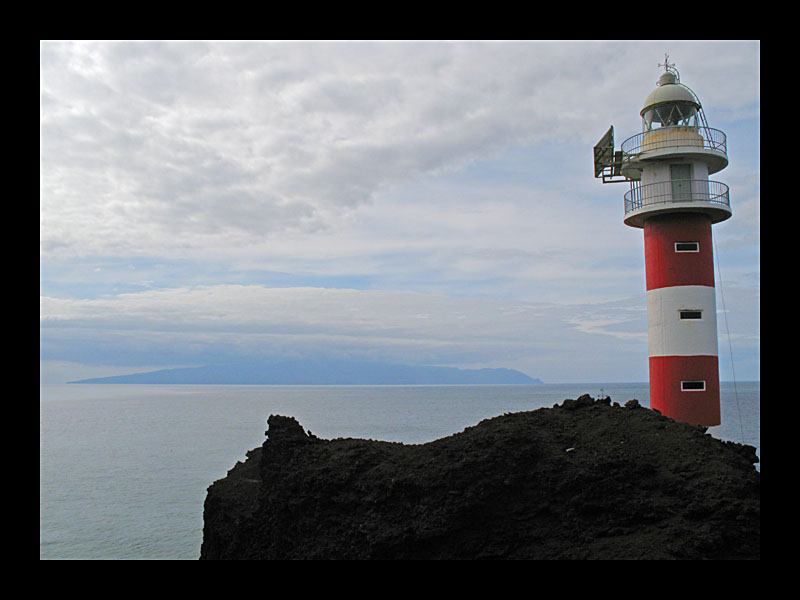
<box><xmin>200</xmin><ymin>395</ymin><xmax>759</xmax><ymax>560</ymax></box>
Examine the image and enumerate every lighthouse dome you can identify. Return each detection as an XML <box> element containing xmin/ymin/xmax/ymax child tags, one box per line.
<box><xmin>641</xmin><ymin>80</ymin><xmax>699</xmax><ymax>116</ymax></box>
<box><xmin>640</xmin><ymin>77</ymin><xmax>701</xmax><ymax>131</ymax></box>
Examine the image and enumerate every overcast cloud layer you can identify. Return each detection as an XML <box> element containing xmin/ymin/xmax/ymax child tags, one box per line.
<box><xmin>40</xmin><ymin>41</ymin><xmax>760</xmax><ymax>383</ymax></box>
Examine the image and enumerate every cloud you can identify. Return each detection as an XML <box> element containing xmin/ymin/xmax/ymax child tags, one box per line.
<box><xmin>40</xmin><ymin>41</ymin><xmax>759</xmax><ymax>258</ymax></box>
<box><xmin>40</xmin><ymin>279</ymin><xmax>759</xmax><ymax>382</ymax></box>
<box><xmin>40</xmin><ymin>41</ymin><xmax>760</xmax><ymax>383</ymax></box>
<box><xmin>40</xmin><ymin>285</ymin><xmax>649</xmax><ymax>377</ymax></box>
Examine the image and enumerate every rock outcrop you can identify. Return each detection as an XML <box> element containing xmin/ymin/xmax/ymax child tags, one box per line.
<box><xmin>200</xmin><ymin>395</ymin><xmax>759</xmax><ymax>559</ymax></box>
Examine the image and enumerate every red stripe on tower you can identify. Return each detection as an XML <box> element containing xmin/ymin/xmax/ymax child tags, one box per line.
<box><xmin>643</xmin><ymin>214</ymin><xmax>714</xmax><ymax>291</ymax></box>
<box><xmin>649</xmin><ymin>355</ymin><xmax>720</xmax><ymax>426</ymax></box>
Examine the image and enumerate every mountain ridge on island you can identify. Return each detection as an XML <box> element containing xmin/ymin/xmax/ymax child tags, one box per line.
<box><xmin>68</xmin><ymin>358</ymin><xmax>543</xmax><ymax>385</ymax></box>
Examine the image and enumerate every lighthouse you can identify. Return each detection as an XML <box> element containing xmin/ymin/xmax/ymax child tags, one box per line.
<box><xmin>594</xmin><ymin>57</ymin><xmax>731</xmax><ymax>426</ymax></box>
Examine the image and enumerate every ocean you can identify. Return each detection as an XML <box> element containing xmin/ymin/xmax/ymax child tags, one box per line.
<box><xmin>40</xmin><ymin>381</ymin><xmax>759</xmax><ymax>560</ymax></box>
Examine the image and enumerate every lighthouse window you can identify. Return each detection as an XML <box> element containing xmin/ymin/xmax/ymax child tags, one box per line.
<box><xmin>681</xmin><ymin>380</ymin><xmax>706</xmax><ymax>391</ymax></box>
<box><xmin>675</xmin><ymin>242</ymin><xmax>700</xmax><ymax>252</ymax></box>
<box><xmin>679</xmin><ymin>310</ymin><xmax>703</xmax><ymax>320</ymax></box>
<box><xmin>643</xmin><ymin>102</ymin><xmax>699</xmax><ymax>130</ymax></box>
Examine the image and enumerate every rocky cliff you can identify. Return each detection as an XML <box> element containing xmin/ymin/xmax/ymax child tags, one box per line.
<box><xmin>200</xmin><ymin>395</ymin><xmax>759</xmax><ymax>560</ymax></box>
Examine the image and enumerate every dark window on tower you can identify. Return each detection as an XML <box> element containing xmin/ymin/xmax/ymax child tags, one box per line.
<box><xmin>681</xmin><ymin>380</ymin><xmax>706</xmax><ymax>391</ymax></box>
<box><xmin>675</xmin><ymin>241</ymin><xmax>700</xmax><ymax>252</ymax></box>
<box><xmin>679</xmin><ymin>310</ymin><xmax>703</xmax><ymax>320</ymax></box>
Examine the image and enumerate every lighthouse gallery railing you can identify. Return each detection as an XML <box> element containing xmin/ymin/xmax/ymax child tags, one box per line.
<box><xmin>620</xmin><ymin>126</ymin><xmax>727</xmax><ymax>158</ymax></box>
<box><xmin>624</xmin><ymin>180</ymin><xmax>730</xmax><ymax>215</ymax></box>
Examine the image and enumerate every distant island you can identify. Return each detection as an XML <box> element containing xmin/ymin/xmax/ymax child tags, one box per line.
<box><xmin>69</xmin><ymin>359</ymin><xmax>543</xmax><ymax>385</ymax></box>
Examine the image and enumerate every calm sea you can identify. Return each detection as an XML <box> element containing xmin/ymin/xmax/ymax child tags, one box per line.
<box><xmin>40</xmin><ymin>381</ymin><xmax>759</xmax><ymax>560</ymax></box>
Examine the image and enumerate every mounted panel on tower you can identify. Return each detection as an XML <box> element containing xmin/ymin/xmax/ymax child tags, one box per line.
<box><xmin>593</xmin><ymin>126</ymin><xmax>629</xmax><ymax>183</ymax></box>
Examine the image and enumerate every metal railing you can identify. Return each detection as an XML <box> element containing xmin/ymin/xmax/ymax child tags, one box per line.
<box><xmin>620</xmin><ymin>126</ymin><xmax>727</xmax><ymax>159</ymax></box>
<box><xmin>624</xmin><ymin>179</ymin><xmax>730</xmax><ymax>215</ymax></box>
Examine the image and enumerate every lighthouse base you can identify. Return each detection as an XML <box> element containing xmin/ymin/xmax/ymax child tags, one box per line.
<box><xmin>649</xmin><ymin>355</ymin><xmax>721</xmax><ymax>426</ymax></box>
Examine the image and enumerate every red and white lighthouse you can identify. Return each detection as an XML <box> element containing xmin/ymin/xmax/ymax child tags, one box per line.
<box><xmin>594</xmin><ymin>57</ymin><xmax>731</xmax><ymax>426</ymax></box>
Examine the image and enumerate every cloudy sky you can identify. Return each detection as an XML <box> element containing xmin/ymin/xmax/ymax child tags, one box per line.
<box><xmin>40</xmin><ymin>40</ymin><xmax>760</xmax><ymax>384</ymax></box>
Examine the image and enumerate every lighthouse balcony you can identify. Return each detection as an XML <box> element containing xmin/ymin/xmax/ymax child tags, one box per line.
<box><xmin>623</xmin><ymin>179</ymin><xmax>731</xmax><ymax>228</ymax></box>
<box><xmin>619</xmin><ymin>126</ymin><xmax>728</xmax><ymax>178</ymax></box>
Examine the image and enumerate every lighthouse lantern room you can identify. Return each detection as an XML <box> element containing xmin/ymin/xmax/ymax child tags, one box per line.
<box><xmin>593</xmin><ymin>56</ymin><xmax>731</xmax><ymax>427</ymax></box>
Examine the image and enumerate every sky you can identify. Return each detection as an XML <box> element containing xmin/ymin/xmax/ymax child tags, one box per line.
<box><xmin>40</xmin><ymin>40</ymin><xmax>760</xmax><ymax>384</ymax></box>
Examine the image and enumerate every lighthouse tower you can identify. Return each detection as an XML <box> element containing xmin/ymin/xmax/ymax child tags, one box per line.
<box><xmin>593</xmin><ymin>57</ymin><xmax>731</xmax><ymax>426</ymax></box>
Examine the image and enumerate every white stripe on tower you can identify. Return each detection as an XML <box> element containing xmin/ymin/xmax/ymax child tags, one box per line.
<box><xmin>646</xmin><ymin>285</ymin><xmax>719</xmax><ymax>358</ymax></box>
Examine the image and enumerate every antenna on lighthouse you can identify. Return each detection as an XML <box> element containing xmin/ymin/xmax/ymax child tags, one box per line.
<box><xmin>658</xmin><ymin>53</ymin><xmax>680</xmax><ymax>83</ymax></box>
